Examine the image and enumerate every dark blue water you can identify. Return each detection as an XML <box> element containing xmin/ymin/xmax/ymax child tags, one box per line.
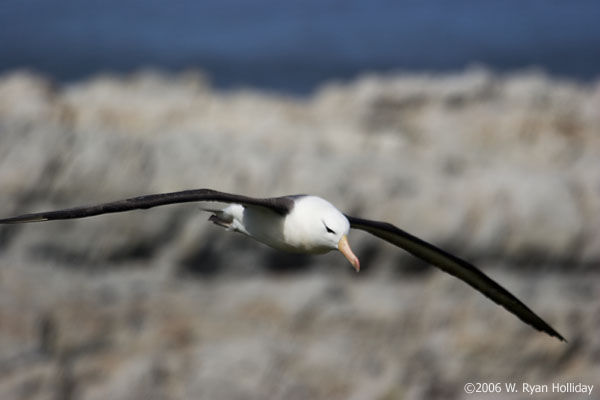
<box><xmin>1</xmin><ymin>0</ymin><xmax>599</xmax><ymax>94</ymax></box>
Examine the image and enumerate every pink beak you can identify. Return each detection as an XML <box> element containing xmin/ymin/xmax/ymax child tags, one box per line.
<box><xmin>338</xmin><ymin>235</ymin><xmax>360</xmax><ymax>272</ymax></box>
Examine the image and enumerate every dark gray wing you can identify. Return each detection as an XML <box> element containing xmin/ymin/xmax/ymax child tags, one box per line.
<box><xmin>0</xmin><ymin>189</ymin><xmax>295</xmax><ymax>223</ymax></box>
<box><xmin>346</xmin><ymin>215</ymin><xmax>565</xmax><ymax>342</ymax></box>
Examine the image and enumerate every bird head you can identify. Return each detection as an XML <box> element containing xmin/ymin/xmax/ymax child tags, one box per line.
<box><xmin>290</xmin><ymin>196</ymin><xmax>360</xmax><ymax>272</ymax></box>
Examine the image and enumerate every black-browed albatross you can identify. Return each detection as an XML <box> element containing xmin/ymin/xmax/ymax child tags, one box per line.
<box><xmin>0</xmin><ymin>188</ymin><xmax>565</xmax><ymax>341</ymax></box>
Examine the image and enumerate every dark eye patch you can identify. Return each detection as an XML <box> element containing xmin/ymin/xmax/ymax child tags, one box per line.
<box><xmin>323</xmin><ymin>221</ymin><xmax>336</xmax><ymax>234</ymax></box>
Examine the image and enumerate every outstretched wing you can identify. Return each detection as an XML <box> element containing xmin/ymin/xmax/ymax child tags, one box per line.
<box><xmin>346</xmin><ymin>215</ymin><xmax>565</xmax><ymax>342</ymax></box>
<box><xmin>0</xmin><ymin>189</ymin><xmax>295</xmax><ymax>223</ymax></box>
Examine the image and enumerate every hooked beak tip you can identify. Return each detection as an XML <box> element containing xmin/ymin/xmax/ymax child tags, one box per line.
<box><xmin>353</xmin><ymin>259</ymin><xmax>360</xmax><ymax>272</ymax></box>
<box><xmin>338</xmin><ymin>235</ymin><xmax>360</xmax><ymax>272</ymax></box>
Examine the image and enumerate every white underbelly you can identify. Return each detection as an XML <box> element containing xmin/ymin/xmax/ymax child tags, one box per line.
<box><xmin>242</xmin><ymin>208</ymin><xmax>297</xmax><ymax>251</ymax></box>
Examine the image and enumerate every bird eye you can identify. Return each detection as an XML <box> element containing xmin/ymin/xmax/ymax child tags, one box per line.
<box><xmin>323</xmin><ymin>221</ymin><xmax>336</xmax><ymax>234</ymax></box>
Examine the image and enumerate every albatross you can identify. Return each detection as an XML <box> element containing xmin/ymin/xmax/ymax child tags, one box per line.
<box><xmin>0</xmin><ymin>188</ymin><xmax>565</xmax><ymax>341</ymax></box>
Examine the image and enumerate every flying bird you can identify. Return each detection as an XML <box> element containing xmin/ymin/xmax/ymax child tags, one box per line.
<box><xmin>0</xmin><ymin>188</ymin><xmax>565</xmax><ymax>341</ymax></box>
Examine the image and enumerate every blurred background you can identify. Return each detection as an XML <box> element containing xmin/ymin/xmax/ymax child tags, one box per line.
<box><xmin>0</xmin><ymin>1</ymin><xmax>599</xmax><ymax>399</ymax></box>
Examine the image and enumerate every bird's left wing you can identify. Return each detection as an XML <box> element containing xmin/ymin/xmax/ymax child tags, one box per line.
<box><xmin>345</xmin><ymin>215</ymin><xmax>565</xmax><ymax>342</ymax></box>
<box><xmin>0</xmin><ymin>189</ymin><xmax>294</xmax><ymax>223</ymax></box>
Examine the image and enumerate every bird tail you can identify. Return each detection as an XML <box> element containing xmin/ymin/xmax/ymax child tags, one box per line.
<box><xmin>199</xmin><ymin>206</ymin><xmax>232</xmax><ymax>228</ymax></box>
<box><xmin>208</xmin><ymin>212</ymin><xmax>233</xmax><ymax>229</ymax></box>
<box><xmin>202</xmin><ymin>204</ymin><xmax>246</xmax><ymax>234</ymax></box>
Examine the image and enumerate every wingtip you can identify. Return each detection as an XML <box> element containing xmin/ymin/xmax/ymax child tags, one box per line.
<box><xmin>554</xmin><ymin>332</ymin><xmax>567</xmax><ymax>343</ymax></box>
<box><xmin>540</xmin><ymin>324</ymin><xmax>566</xmax><ymax>343</ymax></box>
<box><xmin>0</xmin><ymin>215</ymin><xmax>49</xmax><ymax>224</ymax></box>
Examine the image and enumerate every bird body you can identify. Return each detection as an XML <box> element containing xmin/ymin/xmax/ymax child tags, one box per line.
<box><xmin>207</xmin><ymin>196</ymin><xmax>358</xmax><ymax>266</ymax></box>
<box><xmin>0</xmin><ymin>188</ymin><xmax>564</xmax><ymax>341</ymax></box>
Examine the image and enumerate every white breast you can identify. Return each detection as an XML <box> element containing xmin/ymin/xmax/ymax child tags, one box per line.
<box><xmin>241</xmin><ymin>206</ymin><xmax>296</xmax><ymax>251</ymax></box>
<box><xmin>217</xmin><ymin>196</ymin><xmax>348</xmax><ymax>254</ymax></box>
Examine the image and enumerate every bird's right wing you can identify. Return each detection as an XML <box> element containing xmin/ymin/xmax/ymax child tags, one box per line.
<box><xmin>0</xmin><ymin>189</ymin><xmax>295</xmax><ymax>224</ymax></box>
<box><xmin>346</xmin><ymin>215</ymin><xmax>565</xmax><ymax>342</ymax></box>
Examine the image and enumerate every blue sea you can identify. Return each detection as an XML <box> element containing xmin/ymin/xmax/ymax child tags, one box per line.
<box><xmin>1</xmin><ymin>0</ymin><xmax>599</xmax><ymax>94</ymax></box>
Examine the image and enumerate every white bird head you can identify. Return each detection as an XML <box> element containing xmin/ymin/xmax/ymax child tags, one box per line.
<box><xmin>286</xmin><ymin>196</ymin><xmax>360</xmax><ymax>271</ymax></box>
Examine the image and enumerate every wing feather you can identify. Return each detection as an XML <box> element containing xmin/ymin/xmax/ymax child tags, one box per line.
<box><xmin>346</xmin><ymin>215</ymin><xmax>565</xmax><ymax>342</ymax></box>
<box><xmin>0</xmin><ymin>189</ymin><xmax>294</xmax><ymax>223</ymax></box>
